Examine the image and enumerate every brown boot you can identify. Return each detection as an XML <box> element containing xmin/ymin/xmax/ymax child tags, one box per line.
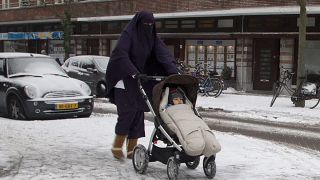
<box><xmin>126</xmin><ymin>138</ymin><xmax>138</xmax><ymax>159</ymax></box>
<box><xmin>111</xmin><ymin>135</ymin><xmax>127</xmax><ymax>159</ymax></box>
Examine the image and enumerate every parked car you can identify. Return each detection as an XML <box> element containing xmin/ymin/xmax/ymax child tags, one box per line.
<box><xmin>62</xmin><ymin>55</ymin><xmax>109</xmax><ymax>97</ymax></box>
<box><xmin>0</xmin><ymin>52</ymin><xmax>94</xmax><ymax>120</ymax></box>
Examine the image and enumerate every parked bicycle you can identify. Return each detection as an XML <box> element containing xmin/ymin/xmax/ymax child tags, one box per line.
<box><xmin>270</xmin><ymin>66</ymin><xmax>320</xmax><ymax>109</ymax></box>
<box><xmin>191</xmin><ymin>62</ymin><xmax>224</xmax><ymax>97</ymax></box>
<box><xmin>175</xmin><ymin>61</ymin><xmax>223</xmax><ymax>97</ymax></box>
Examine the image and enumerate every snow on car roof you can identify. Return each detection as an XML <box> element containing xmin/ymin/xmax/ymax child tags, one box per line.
<box><xmin>0</xmin><ymin>52</ymin><xmax>50</xmax><ymax>58</ymax></box>
<box><xmin>68</xmin><ymin>55</ymin><xmax>109</xmax><ymax>59</ymax></box>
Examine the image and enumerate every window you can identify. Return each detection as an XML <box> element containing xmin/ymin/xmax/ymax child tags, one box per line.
<box><xmin>297</xmin><ymin>17</ymin><xmax>316</xmax><ymax>27</ymax></box>
<box><xmin>70</xmin><ymin>59</ymin><xmax>79</xmax><ymax>68</ymax></box>
<box><xmin>108</xmin><ymin>22</ymin><xmax>120</xmax><ymax>31</ymax></box>
<box><xmin>81</xmin><ymin>59</ymin><xmax>95</xmax><ymax>69</ymax></box>
<box><xmin>164</xmin><ymin>20</ymin><xmax>178</xmax><ymax>29</ymax></box>
<box><xmin>218</xmin><ymin>19</ymin><xmax>233</xmax><ymax>28</ymax></box>
<box><xmin>155</xmin><ymin>21</ymin><xmax>162</xmax><ymax>29</ymax></box>
<box><xmin>181</xmin><ymin>20</ymin><xmax>196</xmax><ymax>28</ymax></box>
<box><xmin>198</xmin><ymin>19</ymin><xmax>215</xmax><ymax>28</ymax></box>
<box><xmin>81</xmin><ymin>24</ymin><xmax>89</xmax><ymax>33</ymax></box>
<box><xmin>0</xmin><ymin>59</ymin><xmax>4</xmax><ymax>76</ymax></box>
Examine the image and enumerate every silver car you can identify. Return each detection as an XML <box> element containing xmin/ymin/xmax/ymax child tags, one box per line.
<box><xmin>62</xmin><ymin>55</ymin><xmax>109</xmax><ymax>97</ymax></box>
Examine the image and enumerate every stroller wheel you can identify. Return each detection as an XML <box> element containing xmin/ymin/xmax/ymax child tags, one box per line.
<box><xmin>203</xmin><ymin>156</ymin><xmax>216</xmax><ymax>179</ymax></box>
<box><xmin>132</xmin><ymin>144</ymin><xmax>149</xmax><ymax>174</ymax></box>
<box><xmin>167</xmin><ymin>156</ymin><xmax>180</xmax><ymax>180</ymax></box>
<box><xmin>185</xmin><ymin>156</ymin><xmax>200</xmax><ymax>169</ymax></box>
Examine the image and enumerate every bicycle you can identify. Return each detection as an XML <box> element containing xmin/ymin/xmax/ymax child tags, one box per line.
<box><xmin>192</xmin><ymin>63</ymin><xmax>224</xmax><ymax>97</ymax></box>
<box><xmin>270</xmin><ymin>67</ymin><xmax>320</xmax><ymax>109</ymax></box>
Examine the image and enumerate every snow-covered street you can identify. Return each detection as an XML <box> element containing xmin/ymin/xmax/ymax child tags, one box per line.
<box><xmin>1</xmin><ymin>113</ymin><xmax>320</xmax><ymax>179</ymax></box>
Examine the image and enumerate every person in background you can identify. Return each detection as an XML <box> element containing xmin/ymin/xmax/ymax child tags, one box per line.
<box><xmin>106</xmin><ymin>11</ymin><xmax>178</xmax><ymax>160</ymax></box>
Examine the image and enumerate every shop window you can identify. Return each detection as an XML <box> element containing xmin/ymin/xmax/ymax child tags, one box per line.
<box><xmin>108</xmin><ymin>22</ymin><xmax>120</xmax><ymax>31</ymax></box>
<box><xmin>198</xmin><ymin>19</ymin><xmax>215</xmax><ymax>28</ymax></box>
<box><xmin>217</xmin><ymin>19</ymin><xmax>233</xmax><ymax>28</ymax></box>
<box><xmin>181</xmin><ymin>20</ymin><xmax>196</xmax><ymax>28</ymax></box>
<box><xmin>4</xmin><ymin>41</ymin><xmax>27</xmax><ymax>52</ymax></box>
<box><xmin>81</xmin><ymin>24</ymin><xmax>89</xmax><ymax>33</ymax></box>
<box><xmin>155</xmin><ymin>21</ymin><xmax>162</xmax><ymax>29</ymax></box>
<box><xmin>297</xmin><ymin>17</ymin><xmax>316</xmax><ymax>27</ymax></box>
<box><xmin>164</xmin><ymin>20</ymin><xmax>178</xmax><ymax>29</ymax></box>
<box><xmin>43</xmin><ymin>25</ymin><xmax>51</xmax><ymax>31</ymax></box>
<box><xmin>185</xmin><ymin>40</ymin><xmax>235</xmax><ymax>77</ymax></box>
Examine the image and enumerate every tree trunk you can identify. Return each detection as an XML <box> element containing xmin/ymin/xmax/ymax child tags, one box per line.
<box><xmin>295</xmin><ymin>0</ymin><xmax>307</xmax><ymax>107</ymax></box>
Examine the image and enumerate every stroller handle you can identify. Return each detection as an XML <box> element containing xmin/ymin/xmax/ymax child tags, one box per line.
<box><xmin>135</xmin><ymin>74</ymin><xmax>166</xmax><ymax>82</ymax></box>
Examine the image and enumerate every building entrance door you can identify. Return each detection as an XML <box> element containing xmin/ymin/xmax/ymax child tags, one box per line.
<box><xmin>253</xmin><ymin>39</ymin><xmax>280</xmax><ymax>90</ymax></box>
<box><xmin>87</xmin><ymin>39</ymin><xmax>99</xmax><ymax>55</ymax></box>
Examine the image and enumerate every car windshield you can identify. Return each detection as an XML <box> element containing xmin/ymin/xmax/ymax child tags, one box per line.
<box><xmin>8</xmin><ymin>57</ymin><xmax>68</xmax><ymax>77</ymax></box>
<box><xmin>94</xmin><ymin>57</ymin><xmax>109</xmax><ymax>70</ymax></box>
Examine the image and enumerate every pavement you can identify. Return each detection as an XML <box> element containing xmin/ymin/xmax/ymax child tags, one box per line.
<box><xmin>93</xmin><ymin>98</ymin><xmax>320</xmax><ymax>151</ymax></box>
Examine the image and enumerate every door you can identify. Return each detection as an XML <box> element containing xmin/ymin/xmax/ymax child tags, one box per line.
<box><xmin>253</xmin><ymin>39</ymin><xmax>280</xmax><ymax>90</ymax></box>
<box><xmin>66</xmin><ymin>58</ymin><xmax>82</xmax><ymax>80</ymax></box>
<box><xmin>79</xmin><ymin>58</ymin><xmax>96</xmax><ymax>90</ymax></box>
<box><xmin>87</xmin><ymin>39</ymin><xmax>99</xmax><ymax>55</ymax></box>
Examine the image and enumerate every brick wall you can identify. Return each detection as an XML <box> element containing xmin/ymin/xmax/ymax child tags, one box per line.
<box><xmin>1</xmin><ymin>0</ymin><xmax>320</xmax><ymax>22</ymax></box>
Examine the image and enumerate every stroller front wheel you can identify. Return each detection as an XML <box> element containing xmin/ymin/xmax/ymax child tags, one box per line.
<box><xmin>185</xmin><ymin>156</ymin><xmax>200</xmax><ymax>169</ymax></box>
<box><xmin>167</xmin><ymin>156</ymin><xmax>180</xmax><ymax>180</ymax></box>
<box><xmin>203</xmin><ymin>156</ymin><xmax>216</xmax><ymax>179</ymax></box>
<box><xmin>132</xmin><ymin>144</ymin><xmax>149</xmax><ymax>174</ymax></box>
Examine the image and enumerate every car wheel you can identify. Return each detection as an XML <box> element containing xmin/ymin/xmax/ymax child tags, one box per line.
<box><xmin>96</xmin><ymin>82</ymin><xmax>107</xmax><ymax>97</ymax></box>
<box><xmin>8</xmin><ymin>96</ymin><xmax>27</xmax><ymax>120</ymax></box>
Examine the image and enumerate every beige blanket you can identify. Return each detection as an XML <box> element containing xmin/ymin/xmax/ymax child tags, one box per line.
<box><xmin>160</xmin><ymin>104</ymin><xmax>221</xmax><ymax>157</ymax></box>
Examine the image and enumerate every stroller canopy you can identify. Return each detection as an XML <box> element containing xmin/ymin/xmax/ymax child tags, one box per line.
<box><xmin>152</xmin><ymin>74</ymin><xmax>199</xmax><ymax>116</ymax></box>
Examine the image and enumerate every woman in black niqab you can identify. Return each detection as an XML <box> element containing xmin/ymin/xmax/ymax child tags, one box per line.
<box><xmin>106</xmin><ymin>11</ymin><xmax>178</xmax><ymax>159</ymax></box>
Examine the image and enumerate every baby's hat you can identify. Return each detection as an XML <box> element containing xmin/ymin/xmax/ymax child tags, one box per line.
<box><xmin>169</xmin><ymin>88</ymin><xmax>184</xmax><ymax>102</ymax></box>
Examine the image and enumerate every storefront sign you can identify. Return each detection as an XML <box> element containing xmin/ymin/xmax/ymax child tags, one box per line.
<box><xmin>28</xmin><ymin>31</ymin><xmax>63</xmax><ymax>40</ymax></box>
<box><xmin>8</xmin><ymin>32</ymin><xmax>27</xmax><ymax>40</ymax></box>
<box><xmin>0</xmin><ymin>32</ymin><xmax>64</xmax><ymax>40</ymax></box>
<box><xmin>0</xmin><ymin>33</ymin><xmax>8</xmax><ymax>40</ymax></box>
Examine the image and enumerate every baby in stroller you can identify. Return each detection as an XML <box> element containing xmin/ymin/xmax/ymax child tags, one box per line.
<box><xmin>160</xmin><ymin>87</ymin><xmax>221</xmax><ymax>157</ymax></box>
<box><xmin>132</xmin><ymin>74</ymin><xmax>221</xmax><ymax>179</ymax></box>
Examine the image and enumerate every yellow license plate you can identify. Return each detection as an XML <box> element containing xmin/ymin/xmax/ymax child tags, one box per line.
<box><xmin>56</xmin><ymin>103</ymin><xmax>78</xmax><ymax>110</ymax></box>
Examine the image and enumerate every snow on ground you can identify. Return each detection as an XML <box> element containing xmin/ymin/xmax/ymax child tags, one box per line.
<box><xmin>1</xmin><ymin>113</ymin><xmax>320</xmax><ymax>179</ymax></box>
<box><xmin>196</xmin><ymin>92</ymin><xmax>320</xmax><ymax>125</ymax></box>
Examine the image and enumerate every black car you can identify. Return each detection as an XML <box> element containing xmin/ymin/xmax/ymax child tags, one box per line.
<box><xmin>62</xmin><ymin>55</ymin><xmax>109</xmax><ymax>97</ymax></box>
<box><xmin>0</xmin><ymin>53</ymin><xmax>94</xmax><ymax>120</ymax></box>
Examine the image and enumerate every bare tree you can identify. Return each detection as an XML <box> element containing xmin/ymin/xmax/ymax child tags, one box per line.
<box><xmin>295</xmin><ymin>0</ymin><xmax>307</xmax><ymax>107</ymax></box>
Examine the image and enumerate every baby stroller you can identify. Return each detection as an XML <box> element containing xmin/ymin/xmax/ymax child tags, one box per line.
<box><xmin>132</xmin><ymin>74</ymin><xmax>219</xmax><ymax>179</ymax></box>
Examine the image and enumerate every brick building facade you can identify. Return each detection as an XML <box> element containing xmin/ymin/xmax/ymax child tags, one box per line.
<box><xmin>1</xmin><ymin>0</ymin><xmax>320</xmax><ymax>91</ymax></box>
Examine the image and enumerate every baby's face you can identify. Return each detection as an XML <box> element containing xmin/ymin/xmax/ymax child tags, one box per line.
<box><xmin>172</xmin><ymin>97</ymin><xmax>183</xmax><ymax>105</ymax></box>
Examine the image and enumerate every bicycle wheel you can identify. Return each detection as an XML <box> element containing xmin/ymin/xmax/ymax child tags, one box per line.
<box><xmin>270</xmin><ymin>82</ymin><xmax>282</xmax><ymax>107</ymax></box>
<box><xmin>310</xmin><ymin>98</ymin><xmax>320</xmax><ymax>109</ymax></box>
<box><xmin>206</xmin><ymin>79</ymin><xmax>223</xmax><ymax>97</ymax></box>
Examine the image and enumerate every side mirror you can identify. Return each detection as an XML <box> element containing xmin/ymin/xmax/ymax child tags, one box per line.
<box><xmin>87</xmin><ymin>67</ymin><xmax>98</xmax><ymax>73</ymax></box>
